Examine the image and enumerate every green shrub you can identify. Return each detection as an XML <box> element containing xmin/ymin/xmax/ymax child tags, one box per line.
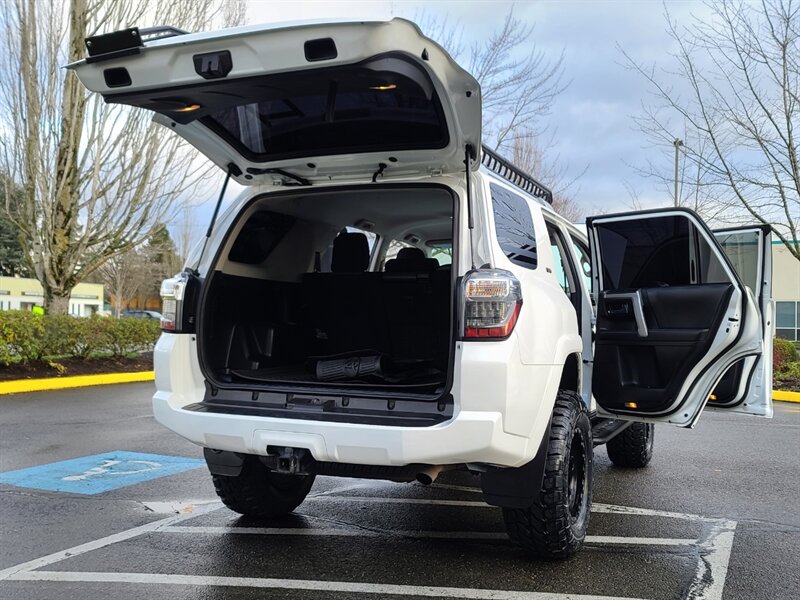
<box><xmin>103</xmin><ymin>317</ymin><xmax>161</xmax><ymax>357</ymax></box>
<box><xmin>775</xmin><ymin>361</ymin><xmax>800</xmax><ymax>380</ymax></box>
<box><xmin>774</xmin><ymin>337</ymin><xmax>798</xmax><ymax>372</ymax></box>
<box><xmin>0</xmin><ymin>311</ymin><xmax>47</xmax><ymax>364</ymax></box>
<box><xmin>0</xmin><ymin>311</ymin><xmax>161</xmax><ymax>365</ymax></box>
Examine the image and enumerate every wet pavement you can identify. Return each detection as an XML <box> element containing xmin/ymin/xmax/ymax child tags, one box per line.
<box><xmin>0</xmin><ymin>382</ymin><xmax>798</xmax><ymax>599</ymax></box>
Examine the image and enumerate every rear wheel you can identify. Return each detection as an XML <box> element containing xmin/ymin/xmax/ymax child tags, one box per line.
<box><xmin>606</xmin><ymin>422</ymin><xmax>654</xmax><ymax>468</ymax></box>
<box><xmin>212</xmin><ymin>455</ymin><xmax>315</xmax><ymax>518</ymax></box>
<box><xmin>502</xmin><ymin>390</ymin><xmax>593</xmax><ymax>559</ymax></box>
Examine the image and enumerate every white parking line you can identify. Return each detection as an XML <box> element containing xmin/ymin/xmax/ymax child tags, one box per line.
<box><xmin>161</xmin><ymin>525</ymin><xmax>696</xmax><ymax>546</ymax></box>
<box><xmin>0</xmin><ymin>502</ymin><xmax>222</xmax><ymax>581</ymax></box>
<box><xmin>9</xmin><ymin>570</ymin><xmax>649</xmax><ymax>600</ymax></box>
<box><xmin>0</xmin><ymin>491</ymin><xmax>736</xmax><ymax>600</ymax></box>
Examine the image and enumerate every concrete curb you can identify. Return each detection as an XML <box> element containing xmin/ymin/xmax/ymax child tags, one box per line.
<box><xmin>0</xmin><ymin>371</ymin><xmax>154</xmax><ymax>395</ymax></box>
<box><xmin>0</xmin><ymin>370</ymin><xmax>797</xmax><ymax>403</ymax></box>
<box><xmin>773</xmin><ymin>390</ymin><xmax>800</xmax><ymax>403</ymax></box>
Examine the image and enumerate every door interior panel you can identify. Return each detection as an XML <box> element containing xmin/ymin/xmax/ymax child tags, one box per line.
<box><xmin>708</xmin><ymin>358</ymin><xmax>747</xmax><ymax>406</ymax></box>
<box><xmin>593</xmin><ymin>283</ymin><xmax>733</xmax><ymax>413</ymax></box>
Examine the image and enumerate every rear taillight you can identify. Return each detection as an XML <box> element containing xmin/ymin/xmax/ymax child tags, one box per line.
<box><xmin>159</xmin><ymin>271</ymin><xmax>198</xmax><ymax>333</ymax></box>
<box><xmin>462</xmin><ymin>269</ymin><xmax>522</xmax><ymax>339</ymax></box>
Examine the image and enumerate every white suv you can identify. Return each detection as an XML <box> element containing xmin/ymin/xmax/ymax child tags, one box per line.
<box><xmin>73</xmin><ymin>19</ymin><xmax>774</xmax><ymax>558</ymax></box>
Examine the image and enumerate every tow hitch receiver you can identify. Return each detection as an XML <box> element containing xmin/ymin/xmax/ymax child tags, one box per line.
<box><xmin>262</xmin><ymin>447</ymin><xmax>313</xmax><ymax>475</ymax></box>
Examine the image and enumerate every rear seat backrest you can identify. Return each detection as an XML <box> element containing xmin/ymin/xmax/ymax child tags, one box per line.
<box><xmin>304</xmin><ymin>232</ymin><xmax>387</xmax><ymax>355</ymax></box>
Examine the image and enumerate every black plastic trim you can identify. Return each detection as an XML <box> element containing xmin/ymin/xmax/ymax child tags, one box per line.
<box><xmin>187</xmin><ymin>389</ymin><xmax>454</xmax><ymax>427</ymax></box>
<box><xmin>481</xmin><ymin>420</ymin><xmax>551</xmax><ymax>509</ymax></box>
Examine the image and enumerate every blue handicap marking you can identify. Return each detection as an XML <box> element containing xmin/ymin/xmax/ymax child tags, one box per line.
<box><xmin>0</xmin><ymin>451</ymin><xmax>204</xmax><ymax>495</ymax></box>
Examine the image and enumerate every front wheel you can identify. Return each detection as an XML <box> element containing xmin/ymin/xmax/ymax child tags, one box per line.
<box><xmin>212</xmin><ymin>454</ymin><xmax>315</xmax><ymax>518</ymax></box>
<box><xmin>502</xmin><ymin>390</ymin><xmax>593</xmax><ymax>559</ymax></box>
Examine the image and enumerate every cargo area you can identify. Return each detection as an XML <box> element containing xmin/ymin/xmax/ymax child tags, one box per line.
<box><xmin>198</xmin><ymin>186</ymin><xmax>456</xmax><ymax>397</ymax></box>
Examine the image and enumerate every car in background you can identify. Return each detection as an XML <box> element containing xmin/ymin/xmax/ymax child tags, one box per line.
<box><xmin>121</xmin><ymin>310</ymin><xmax>162</xmax><ymax>320</ymax></box>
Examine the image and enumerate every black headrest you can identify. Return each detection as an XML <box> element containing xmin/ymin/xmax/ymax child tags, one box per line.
<box><xmin>331</xmin><ymin>232</ymin><xmax>370</xmax><ymax>273</ymax></box>
<box><xmin>397</xmin><ymin>247</ymin><xmax>426</xmax><ymax>261</ymax></box>
<box><xmin>385</xmin><ymin>246</ymin><xmax>439</xmax><ymax>273</ymax></box>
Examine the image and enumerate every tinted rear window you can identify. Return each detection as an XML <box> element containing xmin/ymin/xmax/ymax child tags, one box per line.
<box><xmin>490</xmin><ymin>184</ymin><xmax>538</xmax><ymax>269</ymax></box>
<box><xmin>201</xmin><ymin>57</ymin><xmax>448</xmax><ymax>161</ymax></box>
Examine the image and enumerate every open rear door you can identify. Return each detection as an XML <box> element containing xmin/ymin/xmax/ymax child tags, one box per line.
<box><xmin>706</xmin><ymin>226</ymin><xmax>773</xmax><ymax>417</ymax></box>
<box><xmin>586</xmin><ymin>209</ymin><xmax>770</xmax><ymax>427</ymax></box>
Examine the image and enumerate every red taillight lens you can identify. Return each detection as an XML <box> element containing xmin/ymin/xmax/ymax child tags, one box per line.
<box><xmin>160</xmin><ymin>272</ymin><xmax>190</xmax><ymax>332</ymax></box>
<box><xmin>462</xmin><ymin>269</ymin><xmax>522</xmax><ymax>340</ymax></box>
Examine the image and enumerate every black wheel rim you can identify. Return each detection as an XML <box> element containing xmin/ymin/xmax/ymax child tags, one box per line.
<box><xmin>567</xmin><ymin>429</ymin><xmax>588</xmax><ymax>522</ymax></box>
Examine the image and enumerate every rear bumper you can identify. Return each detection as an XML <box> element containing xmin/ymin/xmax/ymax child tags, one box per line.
<box><xmin>153</xmin><ymin>333</ymin><xmax>560</xmax><ymax>468</ymax></box>
<box><xmin>153</xmin><ymin>393</ymin><xmax>530</xmax><ymax>466</ymax></box>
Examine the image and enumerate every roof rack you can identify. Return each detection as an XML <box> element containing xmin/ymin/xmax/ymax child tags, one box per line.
<box><xmin>481</xmin><ymin>145</ymin><xmax>553</xmax><ymax>205</ymax></box>
<box><xmin>85</xmin><ymin>26</ymin><xmax>189</xmax><ymax>64</ymax></box>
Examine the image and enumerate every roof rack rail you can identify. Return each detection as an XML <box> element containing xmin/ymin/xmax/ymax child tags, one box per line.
<box><xmin>480</xmin><ymin>145</ymin><xmax>553</xmax><ymax>205</ymax></box>
<box><xmin>138</xmin><ymin>26</ymin><xmax>189</xmax><ymax>42</ymax></box>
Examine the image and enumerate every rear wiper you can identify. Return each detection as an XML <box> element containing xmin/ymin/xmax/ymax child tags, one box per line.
<box><xmin>246</xmin><ymin>167</ymin><xmax>311</xmax><ymax>186</ymax></box>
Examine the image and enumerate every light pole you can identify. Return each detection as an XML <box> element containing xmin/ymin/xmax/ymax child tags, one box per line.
<box><xmin>673</xmin><ymin>138</ymin><xmax>683</xmax><ymax>207</ymax></box>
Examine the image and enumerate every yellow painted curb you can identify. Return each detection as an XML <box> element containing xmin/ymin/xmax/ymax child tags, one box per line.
<box><xmin>0</xmin><ymin>371</ymin><xmax>155</xmax><ymax>395</ymax></box>
<box><xmin>773</xmin><ymin>389</ymin><xmax>800</xmax><ymax>403</ymax></box>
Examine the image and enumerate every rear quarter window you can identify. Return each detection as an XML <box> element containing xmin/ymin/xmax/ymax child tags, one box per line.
<box><xmin>490</xmin><ymin>184</ymin><xmax>538</xmax><ymax>269</ymax></box>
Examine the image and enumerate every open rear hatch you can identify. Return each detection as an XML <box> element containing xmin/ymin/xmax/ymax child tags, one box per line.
<box><xmin>192</xmin><ymin>184</ymin><xmax>458</xmax><ymax>426</ymax></box>
<box><xmin>69</xmin><ymin>18</ymin><xmax>481</xmax><ymax>186</ymax></box>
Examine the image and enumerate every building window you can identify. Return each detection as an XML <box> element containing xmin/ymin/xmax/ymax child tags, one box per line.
<box><xmin>776</xmin><ymin>301</ymin><xmax>799</xmax><ymax>341</ymax></box>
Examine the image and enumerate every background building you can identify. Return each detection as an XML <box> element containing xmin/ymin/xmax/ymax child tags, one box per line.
<box><xmin>0</xmin><ymin>277</ymin><xmax>104</xmax><ymax>317</ymax></box>
<box><xmin>774</xmin><ymin>243</ymin><xmax>800</xmax><ymax>341</ymax></box>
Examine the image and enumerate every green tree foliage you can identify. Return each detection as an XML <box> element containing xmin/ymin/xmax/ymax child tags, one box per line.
<box><xmin>0</xmin><ymin>214</ymin><xmax>28</xmax><ymax>277</ymax></box>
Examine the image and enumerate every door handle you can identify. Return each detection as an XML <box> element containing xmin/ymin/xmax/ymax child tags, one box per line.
<box><xmin>603</xmin><ymin>291</ymin><xmax>649</xmax><ymax>337</ymax></box>
<box><xmin>605</xmin><ymin>303</ymin><xmax>631</xmax><ymax>317</ymax></box>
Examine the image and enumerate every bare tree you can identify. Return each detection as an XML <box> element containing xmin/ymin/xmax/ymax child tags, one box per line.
<box><xmin>623</xmin><ymin>0</ymin><xmax>800</xmax><ymax>261</ymax></box>
<box><xmin>511</xmin><ymin>132</ymin><xmax>585</xmax><ymax>222</ymax></box>
<box><xmin>416</xmin><ymin>10</ymin><xmax>567</xmax><ymax>153</ymax></box>
<box><xmin>97</xmin><ymin>247</ymin><xmax>149</xmax><ymax>317</ymax></box>
<box><xmin>0</xmin><ymin>0</ymin><xmax>245</xmax><ymax>313</ymax></box>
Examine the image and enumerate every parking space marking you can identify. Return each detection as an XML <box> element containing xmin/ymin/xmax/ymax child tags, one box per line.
<box><xmin>161</xmin><ymin>525</ymin><xmax>696</xmax><ymax>546</ymax></box>
<box><xmin>0</xmin><ymin>502</ymin><xmax>222</xmax><ymax>582</ymax></box>
<box><xmin>0</xmin><ymin>489</ymin><xmax>737</xmax><ymax>600</ymax></box>
<box><xmin>0</xmin><ymin>451</ymin><xmax>204</xmax><ymax>495</ymax></box>
<box><xmin>8</xmin><ymin>570</ymin><xmax>649</xmax><ymax>600</ymax></box>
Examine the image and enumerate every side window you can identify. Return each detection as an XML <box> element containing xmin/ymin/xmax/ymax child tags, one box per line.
<box><xmin>713</xmin><ymin>231</ymin><xmax>760</xmax><ymax>292</ymax></box>
<box><xmin>546</xmin><ymin>223</ymin><xmax>576</xmax><ymax>295</ymax></box>
<box><xmin>427</xmin><ymin>241</ymin><xmax>452</xmax><ymax>266</ymax></box>
<box><xmin>571</xmin><ymin>237</ymin><xmax>592</xmax><ymax>294</ymax></box>
<box><xmin>490</xmin><ymin>183</ymin><xmax>538</xmax><ymax>269</ymax></box>
<box><xmin>593</xmin><ymin>215</ymin><xmax>727</xmax><ymax>290</ymax></box>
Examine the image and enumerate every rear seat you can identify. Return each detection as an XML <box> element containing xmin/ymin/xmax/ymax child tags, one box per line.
<box><xmin>382</xmin><ymin>248</ymin><xmax>441</xmax><ymax>361</ymax></box>
<box><xmin>303</xmin><ymin>233</ymin><xmax>386</xmax><ymax>355</ymax></box>
<box><xmin>304</xmin><ymin>236</ymin><xmax>451</xmax><ymax>364</ymax></box>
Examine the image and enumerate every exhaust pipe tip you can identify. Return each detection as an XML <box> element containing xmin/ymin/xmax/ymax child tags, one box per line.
<box><xmin>415</xmin><ymin>465</ymin><xmax>444</xmax><ymax>485</ymax></box>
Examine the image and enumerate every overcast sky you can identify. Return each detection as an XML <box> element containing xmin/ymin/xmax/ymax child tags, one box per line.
<box><xmin>181</xmin><ymin>0</ymin><xmax>708</xmax><ymax>238</ymax></box>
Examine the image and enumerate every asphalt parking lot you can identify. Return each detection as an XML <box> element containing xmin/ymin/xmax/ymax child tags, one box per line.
<box><xmin>0</xmin><ymin>382</ymin><xmax>798</xmax><ymax>600</ymax></box>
